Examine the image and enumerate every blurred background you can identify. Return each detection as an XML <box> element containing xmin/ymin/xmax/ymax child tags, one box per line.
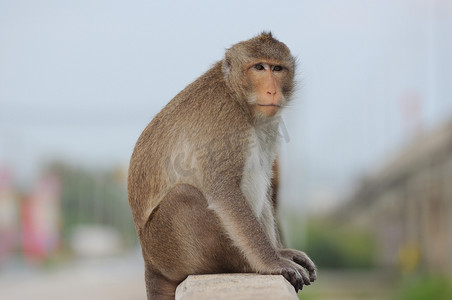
<box><xmin>1</xmin><ymin>0</ymin><xmax>451</xmax><ymax>299</ymax></box>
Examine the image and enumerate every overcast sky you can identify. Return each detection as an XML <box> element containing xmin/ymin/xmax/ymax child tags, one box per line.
<box><xmin>1</xmin><ymin>0</ymin><xmax>451</xmax><ymax>209</ymax></box>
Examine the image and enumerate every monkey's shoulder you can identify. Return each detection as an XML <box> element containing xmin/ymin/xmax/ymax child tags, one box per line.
<box><xmin>147</xmin><ymin>65</ymin><xmax>248</xmax><ymax>134</ymax></box>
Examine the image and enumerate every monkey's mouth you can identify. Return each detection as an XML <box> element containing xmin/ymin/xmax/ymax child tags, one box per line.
<box><xmin>257</xmin><ymin>104</ymin><xmax>281</xmax><ymax>108</ymax></box>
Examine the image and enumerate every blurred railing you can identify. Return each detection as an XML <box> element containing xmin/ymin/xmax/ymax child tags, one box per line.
<box><xmin>175</xmin><ymin>274</ymin><xmax>298</xmax><ymax>300</ymax></box>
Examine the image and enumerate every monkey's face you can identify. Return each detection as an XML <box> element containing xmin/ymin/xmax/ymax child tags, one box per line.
<box><xmin>222</xmin><ymin>33</ymin><xmax>296</xmax><ymax>118</ymax></box>
<box><xmin>246</xmin><ymin>61</ymin><xmax>289</xmax><ymax>117</ymax></box>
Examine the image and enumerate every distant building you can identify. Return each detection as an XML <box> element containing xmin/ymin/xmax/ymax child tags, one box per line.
<box><xmin>339</xmin><ymin>120</ymin><xmax>452</xmax><ymax>274</ymax></box>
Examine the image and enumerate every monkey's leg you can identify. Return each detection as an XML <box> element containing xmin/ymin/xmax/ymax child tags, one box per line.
<box><xmin>140</xmin><ymin>184</ymin><xmax>248</xmax><ymax>299</ymax></box>
<box><xmin>144</xmin><ymin>264</ymin><xmax>178</xmax><ymax>300</ymax></box>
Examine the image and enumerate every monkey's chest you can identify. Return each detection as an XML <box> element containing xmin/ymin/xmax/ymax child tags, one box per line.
<box><xmin>240</xmin><ymin>129</ymin><xmax>278</xmax><ymax>219</ymax></box>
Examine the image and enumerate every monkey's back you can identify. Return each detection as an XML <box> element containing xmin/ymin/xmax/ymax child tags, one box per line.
<box><xmin>128</xmin><ymin>62</ymin><xmax>251</xmax><ymax>229</ymax></box>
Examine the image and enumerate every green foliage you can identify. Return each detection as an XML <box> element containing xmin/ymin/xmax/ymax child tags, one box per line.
<box><xmin>394</xmin><ymin>276</ymin><xmax>452</xmax><ymax>300</ymax></box>
<box><xmin>286</xmin><ymin>217</ymin><xmax>376</xmax><ymax>269</ymax></box>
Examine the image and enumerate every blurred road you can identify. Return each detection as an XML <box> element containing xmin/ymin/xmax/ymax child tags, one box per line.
<box><xmin>301</xmin><ymin>269</ymin><xmax>397</xmax><ymax>300</ymax></box>
<box><xmin>0</xmin><ymin>250</ymin><xmax>397</xmax><ymax>300</ymax></box>
<box><xmin>0</xmin><ymin>250</ymin><xmax>146</xmax><ymax>300</ymax></box>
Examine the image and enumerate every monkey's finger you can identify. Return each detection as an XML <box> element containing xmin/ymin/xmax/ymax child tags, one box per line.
<box><xmin>282</xmin><ymin>269</ymin><xmax>301</xmax><ymax>292</ymax></box>
<box><xmin>296</xmin><ymin>270</ymin><xmax>305</xmax><ymax>291</ymax></box>
<box><xmin>309</xmin><ymin>269</ymin><xmax>317</xmax><ymax>282</ymax></box>
<box><xmin>291</xmin><ymin>263</ymin><xmax>310</xmax><ymax>287</ymax></box>
<box><xmin>299</xmin><ymin>268</ymin><xmax>311</xmax><ymax>286</ymax></box>
<box><xmin>293</xmin><ymin>267</ymin><xmax>305</xmax><ymax>291</ymax></box>
<box><xmin>291</xmin><ymin>269</ymin><xmax>301</xmax><ymax>291</ymax></box>
<box><xmin>293</xmin><ymin>255</ymin><xmax>317</xmax><ymax>282</ymax></box>
<box><xmin>292</xmin><ymin>253</ymin><xmax>315</xmax><ymax>270</ymax></box>
<box><xmin>293</xmin><ymin>269</ymin><xmax>304</xmax><ymax>292</ymax></box>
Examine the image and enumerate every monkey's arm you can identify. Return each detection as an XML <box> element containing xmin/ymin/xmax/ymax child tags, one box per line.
<box><xmin>270</xmin><ymin>159</ymin><xmax>280</xmax><ymax>213</ymax></box>
<box><xmin>206</xmin><ymin>184</ymin><xmax>312</xmax><ymax>291</ymax></box>
<box><xmin>270</xmin><ymin>159</ymin><xmax>285</xmax><ymax>247</ymax></box>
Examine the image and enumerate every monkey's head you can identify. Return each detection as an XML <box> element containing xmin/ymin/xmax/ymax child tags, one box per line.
<box><xmin>222</xmin><ymin>32</ymin><xmax>296</xmax><ymax>118</ymax></box>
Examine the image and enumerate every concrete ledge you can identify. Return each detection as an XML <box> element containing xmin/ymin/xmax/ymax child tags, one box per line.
<box><xmin>175</xmin><ymin>274</ymin><xmax>298</xmax><ymax>300</ymax></box>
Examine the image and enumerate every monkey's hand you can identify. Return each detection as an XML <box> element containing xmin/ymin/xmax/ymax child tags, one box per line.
<box><xmin>264</xmin><ymin>256</ymin><xmax>312</xmax><ymax>292</ymax></box>
<box><xmin>277</xmin><ymin>248</ymin><xmax>317</xmax><ymax>283</ymax></box>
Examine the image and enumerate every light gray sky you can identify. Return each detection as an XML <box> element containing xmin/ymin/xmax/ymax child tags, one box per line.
<box><xmin>1</xmin><ymin>0</ymin><xmax>451</xmax><ymax>209</ymax></box>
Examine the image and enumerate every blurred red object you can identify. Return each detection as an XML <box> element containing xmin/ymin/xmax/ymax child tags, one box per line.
<box><xmin>22</xmin><ymin>174</ymin><xmax>61</xmax><ymax>263</ymax></box>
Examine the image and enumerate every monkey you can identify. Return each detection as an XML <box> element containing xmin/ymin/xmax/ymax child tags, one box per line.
<box><xmin>128</xmin><ymin>32</ymin><xmax>316</xmax><ymax>300</ymax></box>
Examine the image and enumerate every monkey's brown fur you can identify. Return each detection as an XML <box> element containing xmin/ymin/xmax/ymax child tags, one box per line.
<box><xmin>128</xmin><ymin>32</ymin><xmax>316</xmax><ymax>300</ymax></box>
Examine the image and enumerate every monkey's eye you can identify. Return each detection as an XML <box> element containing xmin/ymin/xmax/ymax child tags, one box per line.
<box><xmin>254</xmin><ymin>64</ymin><xmax>265</xmax><ymax>71</ymax></box>
<box><xmin>272</xmin><ymin>65</ymin><xmax>283</xmax><ymax>72</ymax></box>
